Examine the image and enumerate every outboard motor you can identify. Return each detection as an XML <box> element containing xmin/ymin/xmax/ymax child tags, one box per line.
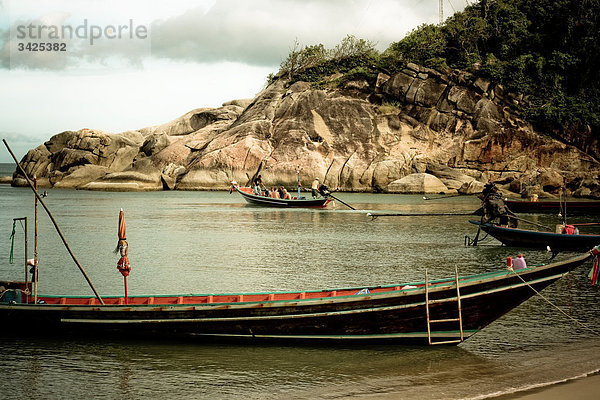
<box><xmin>318</xmin><ymin>184</ymin><xmax>331</xmax><ymax>197</ymax></box>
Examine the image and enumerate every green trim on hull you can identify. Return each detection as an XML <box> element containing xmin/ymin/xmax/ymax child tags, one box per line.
<box><xmin>189</xmin><ymin>330</ymin><xmax>478</xmax><ymax>341</ymax></box>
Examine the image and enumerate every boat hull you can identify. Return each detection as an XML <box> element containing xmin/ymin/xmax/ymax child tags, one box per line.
<box><xmin>233</xmin><ymin>186</ymin><xmax>331</xmax><ymax>208</ymax></box>
<box><xmin>470</xmin><ymin>220</ymin><xmax>600</xmax><ymax>250</ymax></box>
<box><xmin>0</xmin><ymin>254</ymin><xmax>590</xmax><ymax>344</ymax></box>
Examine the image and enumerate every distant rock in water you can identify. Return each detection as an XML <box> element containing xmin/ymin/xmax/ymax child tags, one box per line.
<box><xmin>12</xmin><ymin>65</ymin><xmax>600</xmax><ymax>197</ymax></box>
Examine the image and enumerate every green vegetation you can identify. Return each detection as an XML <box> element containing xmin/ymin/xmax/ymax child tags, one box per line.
<box><xmin>277</xmin><ymin>0</ymin><xmax>600</xmax><ymax>150</ymax></box>
<box><xmin>378</xmin><ymin>101</ymin><xmax>403</xmax><ymax>114</ymax></box>
<box><xmin>278</xmin><ymin>35</ymin><xmax>379</xmax><ymax>88</ymax></box>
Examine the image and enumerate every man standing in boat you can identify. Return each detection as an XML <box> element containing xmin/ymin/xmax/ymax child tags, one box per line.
<box><xmin>311</xmin><ymin>177</ymin><xmax>320</xmax><ymax>198</ymax></box>
<box><xmin>480</xmin><ymin>182</ymin><xmax>518</xmax><ymax>228</ymax></box>
<box><xmin>253</xmin><ymin>175</ymin><xmax>263</xmax><ymax>195</ymax></box>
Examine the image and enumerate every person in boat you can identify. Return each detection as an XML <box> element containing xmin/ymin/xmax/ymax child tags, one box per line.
<box><xmin>560</xmin><ymin>224</ymin><xmax>579</xmax><ymax>235</ymax></box>
<box><xmin>277</xmin><ymin>186</ymin><xmax>285</xmax><ymax>199</ymax></box>
<box><xmin>253</xmin><ymin>175</ymin><xmax>263</xmax><ymax>195</ymax></box>
<box><xmin>270</xmin><ymin>187</ymin><xmax>280</xmax><ymax>199</ymax></box>
<box><xmin>480</xmin><ymin>182</ymin><xmax>518</xmax><ymax>228</ymax></box>
<box><xmin>312</xmin><ymin>177</ymin><xmax>320</xmax><ymax>198</ymax></box>
<box><xmin>282</xmin><ymin>188</ymin><xmax>292</xmax><ymax>200</ymax></box>
<box><xmin>318</xmin><ymin>183</ymin><xmax>332</xmax><ymax>197</ymax></box>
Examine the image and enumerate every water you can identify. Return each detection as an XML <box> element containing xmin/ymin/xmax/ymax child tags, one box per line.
<box><xmin>0</xmin><ymin>162</ymin><xmax>15</xmax><ymax>177</ymax></box>
<box><xmin>1</xmin><ymin>174</ymin><xmax>600</xmax><ymax>399</ymax></box>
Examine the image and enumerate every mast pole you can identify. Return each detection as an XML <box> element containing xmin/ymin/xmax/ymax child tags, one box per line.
<box><xmin>34</xmin><ymin>177</ymin><xmax>39</xmax><ymax>303</ymax></box>
<box><xmin>24</xmin><ymin>218</ymin><xmax>28</xmax><ymax>294</ymax></box>
<box><xmin>296</xmin><ymin>166</ymin><xmax>301</xmax><ymax>199</ymax></box>
<box><xmin>3</xmin><ymin>139</ymin><xmax>105</xmax><ymax>305</ymax></box>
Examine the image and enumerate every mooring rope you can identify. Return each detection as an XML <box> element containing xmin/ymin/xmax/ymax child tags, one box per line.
<box><xmin>510</xmin><ymin>268</ymin><xmax>600</xmax><ymax>336</ymax></box>
<box><xmin>464</xmin><ymin>231</ymin><xmax>490</xmax><ymax>246</ymax></box>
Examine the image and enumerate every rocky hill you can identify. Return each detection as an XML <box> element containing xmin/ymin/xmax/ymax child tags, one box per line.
<box><xmin>11</xmin><ymin>62</ymin><xmax>600</xmax><ymax>197</ymax></box>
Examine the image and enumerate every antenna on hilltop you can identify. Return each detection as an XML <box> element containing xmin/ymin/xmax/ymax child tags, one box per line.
<box><xmin>440</xmin><ymin>0</ymin><xmax>464</xmax><ymax>25</ymax></box>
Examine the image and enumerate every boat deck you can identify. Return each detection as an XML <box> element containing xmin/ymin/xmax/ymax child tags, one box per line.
<box><xmin>33</xmin><ymin>270</ymin><xmax>515</xmax><ymax>306</ymax></box>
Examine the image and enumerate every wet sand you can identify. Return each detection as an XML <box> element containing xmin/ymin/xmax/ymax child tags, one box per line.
<box><xmin>503</xmin><ymin>373</ymin><xmax>600</xmax><ymax>400</ymax></box>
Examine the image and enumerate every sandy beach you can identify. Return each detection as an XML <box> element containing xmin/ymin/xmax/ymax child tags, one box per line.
<box><xmin>501</xmin><ymin>373</ymin><xmax>600</xmax><ymax>400</ymax></box>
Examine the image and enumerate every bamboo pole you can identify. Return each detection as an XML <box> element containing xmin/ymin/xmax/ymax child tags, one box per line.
<box><xmin>23</xmin><ymin>218</ymin><xmax>28</xmax><ymax>285</ymax></box>
<box><xmin>34</xmin><ymin>177</ymin><xmax>38</xmax><ymax>303</ymax></box>
<box><xmin>510</xmin><ymin>215</ymin><xmax>552</xmax><ymax>230</ymax></box>
<box><xmin>368</xmin><ymin>211</ymin><xmax>478</xmax><ymax>219</ymax></box>
<box><xmin>328</xmin><ymin>194</ymin><xmax>356</xmax><ymax>210</ymax></box>
<box><xmin>423</xmin><ymin>193</ymin><xmax>465</xmax><ymax>201</ymax></box>
<box><xmin>124</xmin><ymin>276</ymin><xmax>128</xmax><ymax>305</ymax></box>
<box><xmin>12</xmin><ymin>217</ymin><xmax>28</xmax><ymax>297</ymax></box>
<box><xmin>3</xmin><ymin>139</ymin><xmax>104</xmax><ymax>305</ymax></box>
<box><xmin>570</xmin><ymin>222</ymin><xmax>600</xmax><ymax>226</ymax></box>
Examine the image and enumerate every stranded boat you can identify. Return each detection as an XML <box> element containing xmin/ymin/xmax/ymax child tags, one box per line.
<box><xmin>0</xmin><ymin>253</ymin><xmax>592</xmax><ymax>345</ymax></box>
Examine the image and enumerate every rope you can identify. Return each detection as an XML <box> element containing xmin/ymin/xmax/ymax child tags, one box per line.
<box><xmin>464</xmin><ymin>231</ymin><xmax>489</xmax><ymax>246</ymax></box>
<box><xmin>9</xmin><ymin>220</ymin><xmax>16</xmax><ymax>264</ymax></box>
<box><xmin>510</xmin><ymin>268</ymin><xmax>600</xmax><ymax>336</ymax></box>
<box><xmin>369</xmin><ymin>211</ymin><xmax>478</xmax><ymax>220</ymax></box>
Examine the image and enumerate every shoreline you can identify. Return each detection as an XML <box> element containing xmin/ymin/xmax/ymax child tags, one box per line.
<box><xmin>495</xmin><ymin>372</ymin><xmax>600</xmax><ymax>400</ymax></box>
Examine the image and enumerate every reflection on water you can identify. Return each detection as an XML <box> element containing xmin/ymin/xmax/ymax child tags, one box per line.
<box><xmin>1</xmin><ymin>185</ymin><xmax>599</xmax><ymax>399</ymax></box>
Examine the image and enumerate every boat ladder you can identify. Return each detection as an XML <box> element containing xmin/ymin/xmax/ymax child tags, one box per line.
<box><xmin>425</xmin><ymin>266</ymin><xmax>464</xmax><ymax>345</ymax></box>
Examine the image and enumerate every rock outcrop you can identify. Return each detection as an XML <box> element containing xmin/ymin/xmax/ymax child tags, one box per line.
<box><xmin>387</xmin><ymin>173</ymin><xmax>452</xmax><ymax>194</ymax></box>
<box><xmin>12</xmin><ymin>65</ymin><xmax>600</xmax><ymax>196</ymax></box>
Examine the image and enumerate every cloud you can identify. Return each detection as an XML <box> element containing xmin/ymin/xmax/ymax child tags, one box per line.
<box><xmin>0</xmin><ymin>131</ymin><xmax>45</xmax><ymax>163</ymax></box>
<box><xmin>0</xmin><ymin>60</ymin><xmax>273</xmax><ymax>162</ymax></box>
<box><xmin>1</xmin><ymin>0</ymin><xmax>458</xmax><ymax>71</ymax></box>
<box><xmin>150</xmin><ymin>0</ymin><xmax>435</xmax><ymax>67</ymax></box>
<box><xmin>2</xmin><ymin>12</ymin><xmax>151</xmax><ymax>71</ymax></box>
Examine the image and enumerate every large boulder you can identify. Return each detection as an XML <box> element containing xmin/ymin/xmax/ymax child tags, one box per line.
<box><xmin>80</xmin><ymin>158</ymin><xmax>162</xmax><ymax>191</ymax></box>
<box><xmin>52</xmin><ymin>165</ymin><xmax>110</xmax><ymax>189</ymax></box>
<box><xmin>141</xmin><ymin>133</ymin><xmax>170</xmax><ymax>156</ymax></box>
<box><xmin>427</xmin><ymin>165</ymin><xmax>478</xmax><ymax>190</ymax></box>
<box><xmin>459</xmin><ymin>180</ymin><xmax>485</xmax><ymax>194</ymax></box>
<box><xmin>387</xmin><ymin>173</ymin><xmax>452</xmax><ymax>194</ymax></box>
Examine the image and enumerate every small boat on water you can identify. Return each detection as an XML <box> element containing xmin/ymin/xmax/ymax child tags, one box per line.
<box><xmin>469</xmin><ymin>220</ymin><xmax>600</xmax><ymax>251</ymax></box>
<box><xmin>1</xmin><ymin>252</ymin><xmax>592</xmax><ymax>345</ymax></box>
<box><xmin>231</xmin><ymin>183</ymin><xmax>331</xmax><ymax>208</ymax></box>
<box><xmin>505</xmin><ymin>199</ymin><xmax>600</xmax><ymax>215</ymax></box>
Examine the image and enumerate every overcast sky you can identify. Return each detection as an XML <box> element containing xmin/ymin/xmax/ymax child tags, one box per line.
<box><xmin>0</xmin><ymin>0</ymin><xmax>470</xmax><ymax>163</ymax></box>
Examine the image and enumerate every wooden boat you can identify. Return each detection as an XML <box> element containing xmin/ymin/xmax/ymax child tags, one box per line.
<box><xmin>469</xmin><ymin>220</ymin><xmax>600</xmax><ymax>251</ymax></box>
<box><xmin>505</xmin><ymin>199</ymin><xmax>600</xmax><ymax>215</ymax></box>
<box><xmin>0</xmin><ymin>141</ymin><xmax>595</xmax><ymax>345</ymax></box>
<box><xmin>0</xmin><ymin>252</ymin><xmax>592</xmax><ymax>345</ymax></box>
<box><xmin>231</xmin><ymin>184</ymin><xmax>331</xmax><ymax>208</ymax></box>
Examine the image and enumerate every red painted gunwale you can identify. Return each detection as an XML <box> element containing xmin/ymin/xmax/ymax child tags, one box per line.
<box><xmin>37</xmin><ymin>280</ymin><xmax>456</xmax><ymax>306</ymax></box>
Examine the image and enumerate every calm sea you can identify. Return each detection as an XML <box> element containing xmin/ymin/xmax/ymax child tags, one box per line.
<box><xmin>0</xmin><ymin>162</ymin><xmax>15</xmax><ymax>177</ymax></box>
<box><xmin>1</xmin><ymin>165</ymin><xmax>599</xmax><ymax>399</ymax></box>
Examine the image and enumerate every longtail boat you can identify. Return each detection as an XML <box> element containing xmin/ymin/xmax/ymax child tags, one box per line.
<box><xmin>0</xmin><ymin>253</ymin><xmax>592</xmax><ymax>345</ymax></box>
<box><xmin>0</xmin><ymin>140</ymin><xmax>595</xmax><ymax>346</ymax></box>
<box><xmin>230</xmin><ymin>183</ymin><xmax>331</xmax><ymax>208</ymax></box>
<box><xmin>505</xmin><ymin>199</ymin><xmax>600</xmax><ymax>215</ymax></box>
<box><xmin>469</xmin><ymin>220</ymin><xmax>600</xmax><ymax>251</ymax></box>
